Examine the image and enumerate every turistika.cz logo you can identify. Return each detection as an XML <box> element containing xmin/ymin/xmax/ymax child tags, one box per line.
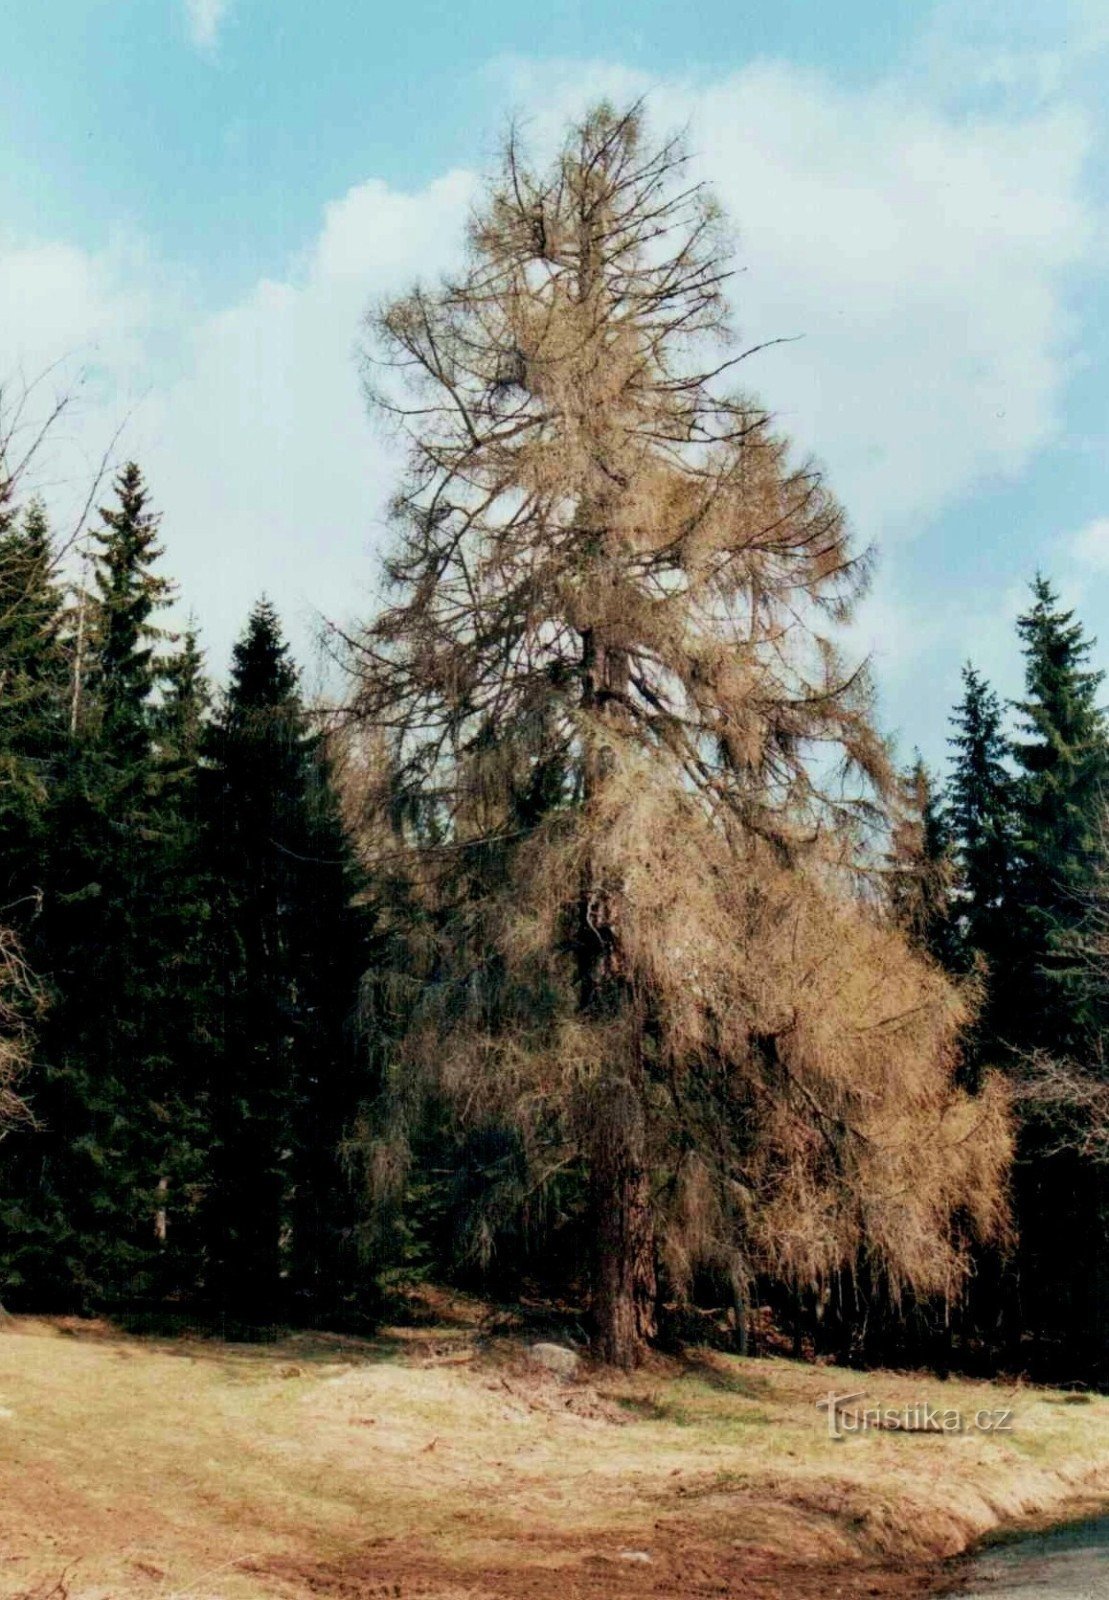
<box><xmin>816</xmin><ymin>1389</ymin><xmax>1015</xmax><ymax>1441</ymax></box>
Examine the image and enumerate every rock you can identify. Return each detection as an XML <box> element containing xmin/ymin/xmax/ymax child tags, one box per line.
<box><xmin>528</xmin><ymin>1341</ymin><xmax>581</xmax><ymax>1379</ymax></box>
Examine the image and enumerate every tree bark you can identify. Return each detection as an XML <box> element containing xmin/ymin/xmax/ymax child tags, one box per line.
<box><xmin>729</xmin><ymin>1279</ymin><xmax>749</xmax><ymax>1356</ymax></box>
<box><xmin>154</xmin><ymin>1174</ymin><xmax>168</xmax><ymax>1243</ymax></box>
<box><xmin>578</xmin><ymin>593</ymin><xmax>658</xmax><ymax>1368</ymax></box>
<box><xmin>590</xmin><ymin>1087</ymin><xmax>657</xmax><ymax>1368</ymax></box>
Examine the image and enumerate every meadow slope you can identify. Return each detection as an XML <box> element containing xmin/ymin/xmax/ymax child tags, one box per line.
<box><xmin>2</xmin><ymin>1300</ymin><xmax>1109</xmax><ymax>1600</ymax></box>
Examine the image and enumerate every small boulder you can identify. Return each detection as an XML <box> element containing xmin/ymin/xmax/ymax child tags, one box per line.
<box><xmin>528</xmin><ymin>1341</ymin><xmax>580</xmax><ymax>1379</ymax></box>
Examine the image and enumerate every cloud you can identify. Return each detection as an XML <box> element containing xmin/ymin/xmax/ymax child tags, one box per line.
<box><xmin>491</xmin><ymin>51</ymin><xmax>1095</xmax><ymax>758</ymax></box>
<box><xmin>1068</xmin><ymin>517</ymin><xmax>1109</xmax><ymax>573</ymax></box>
<box><xmin>183</xmin><ymin>0</ymin><xmax>230</xmax><ymax>51</ymax></box>
<box><xmin>125</xmin><ymin>170</ymin><xmax>476</xmax><ymax>671</ymax></box>
<box><xmin>1</xmin><ymin>26</ymin><xmax>1099</xmax><ymax>700</ymax></box>
<box><xmin>0</xmin><ymin>233</ymin><xmax>182</xmax><ymax>533</ymax></box>
<box><xmin>499</xmin><ymin>57</ymin><xmax>1091</xmax><ymax>544</ymax></box>
<box><xmin>0</xmin><ymin>236</ymin><xmax>162</xmax><ymax>384</ymax></box>
<box><xmin>916</xmin><ymin>0</ymin><xmax>1109</xmax><ymax>108</ymax></box>
<box><xmin>0</xmin><ymin>171</ymin><xmax>476</xmax><ymax>672</ymax></box>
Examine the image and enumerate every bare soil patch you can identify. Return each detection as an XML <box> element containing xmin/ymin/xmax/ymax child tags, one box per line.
<box><xmin>2</xmin><ymin>1306</ymin><xmax>1107</xmax><ymax>1600</ymax></box>
<box><xmin>260</xmin><ymin>1520</ymin><xmax>951</xmax><ymax>1600</ymax></box>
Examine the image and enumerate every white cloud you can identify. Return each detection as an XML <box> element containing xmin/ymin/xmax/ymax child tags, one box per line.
<box><xmin>128</xmin><ymin>170</ymin><xmax>475</xmax><ymax>668</ymax></box>
<box><xmin>0</xmin><ymin>34</ymin><xmax>1099</xmax><ymax>693</ymax></box>
<box><xmin>183</xmin><ymin>0</ymin><xmax>230</xmax><ymax>52</ymax></box>
<box><xmin>0</xmin><ymin>172</ymin><xmax>475</xmax><ymax>666</ymax></box>
<box><xmin>0</xmin><ymin>233</ymin><xmax>183</xmax><ymax>535</ymax></box>
<box><xmin>499</xmin><ymin>57</ymin><xmax>1091</xmax><ymax>544</ymax></box>
<box><xmin>1068</xmin><ymin>517</ymin><xmax>1109</xmax><ymax>573</ymax></box>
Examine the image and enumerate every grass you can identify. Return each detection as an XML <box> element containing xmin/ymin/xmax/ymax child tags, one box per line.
<box><xmin>2</xmin><ymin>1298</ymin><xmax>1109</xmax><ymax>1599</ymax></box>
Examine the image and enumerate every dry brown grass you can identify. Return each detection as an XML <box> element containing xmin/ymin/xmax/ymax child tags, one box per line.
<box><xmin>2</xmin><ymin>1306</ymin><xmax>1108</xmax><ymax>1600</ymax></box>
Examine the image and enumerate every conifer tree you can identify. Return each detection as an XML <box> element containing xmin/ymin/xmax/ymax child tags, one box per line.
<box><xmin>202</xmin><ymin>601</ymin><xmax>366</xmax><ymax>1327</ymax></box>
<box><xmin>351</xmin><ymin>105</ymin><xmax>1010</xmax><ymax>1366</ymax></box>
<box><xmin>946</xmin><ymin>662</ymin><xmax>1018</xmax><ymax>1068</ymax></box>
<box><xmin>0</xmin><ymin>498</ymin><xmax>67</xmax><ymax>718</ymax></box>
<box><xmin>146</xmin><ymin>624</ymin><xmax>213</xmax><ymax>1290</ymax></box>
<box><xmin>86</xmin><ymin>462</ymin><xmax>173</xmax><ymax>759</ymax></box>
<box><xmin>0</xmin><ymin>464</ymin><xmax>184</xmax><ymax>1307</ymax></box>
<box><xmin>0</xmin><ymin>491</ymin><xmax>59</xmax><ymax>1156</ymax></box>
<box><xmin>0</xmin><ymin>498</ymin><xmax>70</xmax><ymax>921</ymax></box>
<box><xmin>948</xmin><ymin>666</ymin><xmax>1014</xmax><ymax>966</ymax></box>
<box><xmin>1010</xmin><ymin>577</ymin><xmax>1109</xmax><ymax>1050</ymax></box>
<box><xmin>158</xmin><ymin>626</ymin><xmax>208</xmax><ymax>768</ymax></box>
<box><xmin>886</xmin><ymin>757</ymin><xmax>958</xmax><ymax>970</ymax></box>
<box><xmin>996</xmin><ymin>579</ymin><xmax>1109</xmax><ymax>1372</ymax></box>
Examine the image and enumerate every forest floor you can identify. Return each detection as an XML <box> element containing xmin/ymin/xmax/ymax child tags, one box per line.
<box><xmin>2</xmin><ymin>1292</ymin><xmax>1109</xmax><ymax>1600</ymax></box>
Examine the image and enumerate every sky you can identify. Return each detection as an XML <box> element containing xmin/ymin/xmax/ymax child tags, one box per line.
<box><xmin>3</xmin><ymin>0</ymin><xmax>1109</xmax><ymax>763</ymax></box>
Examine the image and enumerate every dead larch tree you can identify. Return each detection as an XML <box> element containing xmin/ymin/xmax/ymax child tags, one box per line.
<box><xmin>348</xmin><ymin>104</ymin><xmax>1011</xmax><ymax>1367</ymax></box>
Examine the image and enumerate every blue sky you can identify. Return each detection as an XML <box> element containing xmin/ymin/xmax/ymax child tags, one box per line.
<box><xmin>1</xmin><ymin>0</ymin><xmax>925</xmax><ymax>274</ymax></box>
<box><xmin>3</xmin><ymin>0</ymin><xmax>1109</xmax><ymax>766</ymax></box>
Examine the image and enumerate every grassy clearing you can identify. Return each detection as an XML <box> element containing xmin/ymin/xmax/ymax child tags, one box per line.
<box><xmin>2</xmin><ymin>1301</ymin><xmax>1108</xmax><ymax>1599</ymax></box>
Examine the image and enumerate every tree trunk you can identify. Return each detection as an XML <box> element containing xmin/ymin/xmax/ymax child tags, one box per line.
<box><xmin>729</xmin><ymin>1278</ymin><xmax>749</xmax><ymax>1356</ymax></box>
<box><xmin>590</xmin><ymin>1102</ymin><xmax>657</xmax><ymax>1368</ymax></box>
<box><xmin>154</xmin><ymin>1174</ymin><xmax>168</xmax><ymax>1243</ymax></box>
<box><xmin>579</xmin><ymin>609</ymin><xmax>658</xmax><ymax>1368</ymax></box>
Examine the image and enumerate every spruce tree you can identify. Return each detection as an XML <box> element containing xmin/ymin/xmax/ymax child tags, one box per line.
<box><xmin>158</xmin><ymin>626</ymin><xmax>208</xmax><ymax>767</ymax></box>
<box><xmin>202</xmin><ymin>601</ymin><xmax>366</xmax><ymax>1328</ymax></box>
<box><xmin>0</xmin><ymin>498</ymin><xmax>70</xmax><ymax>920</ymax></box>
<box><xmin>1010</xmin><ymin>577</ymin><xmax>1109</xmax><ymax>1050</ymax></box>
<box><xmin>886</xmin><ymin>757</ymin><xmax>958</xmax><ymax>970</ymax></box>
<box><xmin>946</xmin><ymin>663</ymin><xmax>1017</xmax><ymax>1060</ymax></box>
<box><xmin>86</xmin><ymin>463</ymin><xmax>174</xmax><ymax>759</ymax></box>
<box><xmin>0</xmin><ymin>464</ymin><xmax>185</xmax><ymax>1307</ymax></box>
<box><xmin>147</xmin><ymin>625</ymin><xmax>213</xmax><ymax>1293</ymax></box>
<box><xmin>948</xmin><ymin>667</ymin><xmax>1013</xmax><ymax>958</ymax></box>
<box><xmin>0</xmin><ymin>494</ymin><xmax>63</xmax><ymax>1198</ymax></box>
<box><xmin>980</xmin><ymin>578</ymin><xmax>1109</xmax><ymax>1378</ymax></box>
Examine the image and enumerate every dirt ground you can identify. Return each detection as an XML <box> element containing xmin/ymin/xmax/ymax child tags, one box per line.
<box><xmin>257</xmin><ymin>1523</ymin><xmax>951</xmax><ymax>1599</ymax></box>
<box><xmin>2</xmin><ymin>1297</ymin><xmax>1108</xmax><ymax>1600</ymax></box>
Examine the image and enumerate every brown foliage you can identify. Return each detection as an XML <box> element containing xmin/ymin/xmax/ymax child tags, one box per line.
<box><xmin>0</xmin><ymin>925</ymin><xmax>35</xmax><ymax>1136</ymax></box>
<box><xmin>1013</xmin><ymin>1051</ymin><xmax>1109</xmax><ymax>1162</ymax></box>
<box><xmin>376</xmin><ymin>758</ymin><xmax>1010</xmax><ymax>1305</ymax></box>
<box><xmin>348</xmin><ymin>104</ymin><xmax>1011</xmax><ymax>1358</ymax></box>
<box><xmin>351</xmin><ymin>103</ymin><xmax>886</xmax><ymax>838</ymax></box>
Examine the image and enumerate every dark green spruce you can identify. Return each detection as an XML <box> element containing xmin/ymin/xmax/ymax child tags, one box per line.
<box><xmin>0</xmin><ymin>465</ymin><xmax>201</xmax><ymax>1308</ymax></box>
<box><xmin>200</xmin><ymin>600</ymin><xmax>368</xmax><ymax>1330</ymax></box>
<box><xmin>946</xmin><ymin>663</ymin><xmax>1016</xmax><ymax>1053</ymax></box>
<box><xmin>1009</xmin><ymin>576</ymin><xmax>1109</xmax><ymax>1051</ymax></box>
